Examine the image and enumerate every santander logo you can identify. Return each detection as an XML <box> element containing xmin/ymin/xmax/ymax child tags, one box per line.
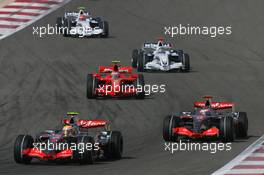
<box><xmin>211</xmin><ymin>103</ymin><xmax>220</xmax><ymax>108</ymax></box>
<box><xmin>79</xmin><ymin>120</ymin><xmax>107</xmax><ymax>128</ymax></box>
<box><xmin>195</xmin><ymin>102</ymin><xmax>233</xmax><ymax>109</ymax></box>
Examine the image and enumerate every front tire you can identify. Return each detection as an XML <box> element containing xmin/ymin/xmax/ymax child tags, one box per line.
<box><xmin>220</xmin><ymin>116</ymin><xmax>235</xmax><ymax>142</ymax></box>
<box><xmin>14</xmin><ymin>135</ymin><xmax>34</xmax><ymax>164</ymax></box>
<box><xmin>101</xmin><ymin>21</ymin><xmax>109</xmax><ymax>38</ymax></box>
<box><xmin>181</xmin><ymin>53</ymin><xmax>190</xmax><ymax>72</ymax></box>
<box><xmin>86</xmin><ymin>74</ymin><xmax>97</xmax><ymax>99</ymax></box>
<box><xmin>163</xmin><ymin>115</ymin><xmax>180</xmax><ymax>142</ymax></box>
<box><xmin>63</xmin><ymin>19</ymin><xmax>71</xmax><ymax>37</ymax></box>
<box><xmin>236</xmin><ymin>112</ymin><xmax>248</xmax><ymax>138</ymax></box>
<box><xmin>104</xmin><ymin>131</ymin><xmax>123</xmax><ymax>159</ymax></box>
<box><xmin>135</xmin><ymin>74</ymin><xmax>145</xmax><ymax>99</ymax></box>
<box><xmin>56</xmin><ymin>17</ymin><xmax>63</xmax><ymax>32</ymax></box>
<box><xmin>137</xmin><ymin>53</ymin><xmax>145</xmax><ymax>72</ymax></box>
<box><xmin>132</xmin><ymin>49</ymin><xmax>139</xmax><ymax>68</ymax></box>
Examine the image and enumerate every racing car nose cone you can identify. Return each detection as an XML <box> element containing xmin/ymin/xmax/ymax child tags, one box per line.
<box><xmin>162</xmin><ymin>60</ymin><xmax>168</xmax><ymax>65</ymax></box>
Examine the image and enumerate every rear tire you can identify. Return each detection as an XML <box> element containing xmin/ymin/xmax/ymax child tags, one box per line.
<box><xmin>220</xmin><ymin>116</ymin><xmax>235</xmax><ymax>142</ymax></box>
<box><xmin>236</xmin><ymin>112</ymin><xmax>248</xmax><ymax>138</ymax></box>
<box><xmin>163</xmin><ymin>115</ymin><xmax>180</xmax><ymax>142</ymax></box>
<box><xmin>132</xmin><ymin>49</ymin><xmax>139</xmax><ymax>68</ymax></box>
<box><xmin>104</xmin><ymin>131</ymin><xmax>123</xmax><ymax>159</ymax></box>
<box><xmin>14</xmin><ymin>135</ymin><xmax>33</xmax><ymax>164</ymax></box>
<box><xmin>86</xmin><ymin>74</ymin><xmax>97</xmax><ymax>99</ymax></box>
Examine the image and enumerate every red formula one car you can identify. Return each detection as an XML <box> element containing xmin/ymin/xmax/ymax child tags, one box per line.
<box><xmin>163</xmin><ymin>96</ymin><xmax>248</xmax><ymax>142</ymax></box>
<box><xmin>14</xmin><ymin>112</ymin><xmax>123</xmax><ymax>164</ymax></box>
<box><xmin>86</xmin><ymin>61</ymin><xmax>145</xmax><ymax>98</ymax></box>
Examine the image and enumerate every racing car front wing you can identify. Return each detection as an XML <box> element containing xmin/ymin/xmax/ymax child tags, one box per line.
<box><xmin>173</xmin><ymin>127</ymin><xmax>219</xmax><ymax>139</ymax></box>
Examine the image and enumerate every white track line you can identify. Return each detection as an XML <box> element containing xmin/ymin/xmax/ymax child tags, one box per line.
<box><xmin>0</xmin><ymin>20</ymin><xmax>28</xmax><ymax>25</ymax></box>
<box><xmin>250</xmin><ymin>153</ymin><xmax>264</xmax><ymax>157</ymax></box>
<box><xmin>0</xmin><ymin>8</ymin><xmax>46</xmax><ymax>13</ymax></box>
<box><xmin>0</xmin><ymin>0</ymin><xmax>71</xmax><ymax>40</ymax></box>
<box><xmin>0</xmin><ymin>14</ymin><xmax>36</xmax><ymax>19</ymax></box>
<box><xmin>240</xmin><ymin>161</ymin><xmax>264</xmax><ymax>165</ymax></box>
<box><xmin>226</xmin><ymin>169</ymin><xmax>264</xmax><ymax>174</ymax></box>
<box><xmin>8</xmin><ymin>2</ymin><xmax>55</xmax><ymax>7</ymax></box>
<box><xmin>212</xmin><ymin>134</ymin><xmax>264</xmax><ymax>175</ymax></box>
<box><xmin>0</xmin><ymin>28</ymin><xmax>16</xmax><ymax>35</ymax></box>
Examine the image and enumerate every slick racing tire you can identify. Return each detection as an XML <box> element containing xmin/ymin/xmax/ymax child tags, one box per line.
<box><xmin>132</xmin><ymin>49</ymin><xmax>139</xmax><ymax>68</ymax></box>
<box><xmin>181</xmin><ymin>53</ymin><xmax>190</xmax><ymax>72</ymax></box>
<box><xmin>104</xmin><ymin>131</ymin><xmax>123</xmax><ymax>159</ymax></box>
<box><xmin>135</xmin><ymin>74</ymin><xmax>145</xmax><ymax>99</ymax></box>
<box><xmin>56</xmin><ymin>17</ymin><xmax>63</xmax><ymax>32</ymax></box>
<box><xmin>101</xmin><ymin>21</ymin><xmax>109</xmax><ymax>38</ymax></box>
<box><xmin>220</xmin><ymin>116</ymin><xmax>235</xmax><ymax>142</ymax></box>
<box><xmin>236</xmin><ymin>112</ymin><xmax>248</xmax><ymax>138</ymax></box>
<box><xmin>73</xmin><ymin>136</ymin><xmax>95</xmax><ymax>165</ymax></box>
<box><xmin>137</xmin><ymin>53</ymin><xmax>145</xmax><ymax>72</ymax></box>
<box><xmin>163</xmin><ymin>115</ymin><xmax>180</xmax><ymax>142</ymax></box>
<box><xmin>63</xmin><ymin>19</ymin><xmax>72</xmax><ymax>37</ymax></box>
<box><xmin>86</xmin><ymin>74</ymin><xmax>97</xmax><ymax>99</ymax></box>
<box><xmin>14</xmin><ymin>135</ymin><xmax>34</xmax><ymax>164</ymax></box>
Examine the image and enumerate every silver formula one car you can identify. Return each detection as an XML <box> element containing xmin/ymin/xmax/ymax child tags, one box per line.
<box><xmin>56</xmin><ymin>7</ymin><xmax>109</xmax><ymax>38</ymax></box>
<box><xmin>131</xmin><ymin>38</ymin><xmax>190</xmax><ymax>72</ymax></box>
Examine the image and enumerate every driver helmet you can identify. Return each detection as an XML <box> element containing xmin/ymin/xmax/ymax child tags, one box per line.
<box><xmin>157</xmin><ymin>39</ymin><xmax>164</xmax><ymax>47</ymax></box>
<box><xmin>113</xmin><ymin>64</ymin><xmax>119</xmax><ymax>72</ymax></box>
<box><xmin>66</xmin><ymin>112</ymin><xmax>80</xmax><ymax>125</ymax></box>
<box><xmin>79</xmin><ymin>14</ymin><xmax>86</xmax><ymax>21</ymax></box>
<box><xmin>62</xmin><ymin>125</ymin><xmax>74</xmax><ymax>137</ymax></box>
<box><xmin>111</xmin><ymin>65</ymin><xmax>120</xmax><ymax>80</ymax></box>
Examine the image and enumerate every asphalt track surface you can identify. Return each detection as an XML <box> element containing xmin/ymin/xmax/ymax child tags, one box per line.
<box><xmin>0</xmin><ymin>0</ymin><xmax>264</xmax><ymax>174</ymax></box>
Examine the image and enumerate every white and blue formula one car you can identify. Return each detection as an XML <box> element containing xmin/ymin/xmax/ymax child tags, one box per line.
<box><xmin>131</xmin><ymin>38</ymin><xmax>190</xmax><ymax>72</ymax></box>
<box><xmin>56</xmin><ymin>7</ymin><xmax>109</xmax><ymax>38</ymax></box>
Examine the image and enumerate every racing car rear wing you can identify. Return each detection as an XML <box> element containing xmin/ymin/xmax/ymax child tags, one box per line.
<box><xmin>143</xmin><ymin>43</ymin><xmax>171</xmax><ymax>48</ymax></box>
<box><xmin>194</xmin><ymin>102</ymin><xmax>234</xmax><ymax>110</ymax></box>
<box><xmin>99</xmin><ymin>66</ymin><xmax>132</xmax><ymax>73</ymax></box>
<box><xmin>64</xmin><ymin>12</ymin><xmax>90</xmax><ymax>17</ymax></box>
<box><xmin>63</xmin><ymin>119</ymin><xmax>108</xmax><ymax>128</ymax></box>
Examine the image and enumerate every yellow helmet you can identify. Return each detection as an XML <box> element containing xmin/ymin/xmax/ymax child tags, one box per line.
<box><xmin>62</xmin><ymin>125</ymin><xmax>73</xmax><ymax>136</ymax></box>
